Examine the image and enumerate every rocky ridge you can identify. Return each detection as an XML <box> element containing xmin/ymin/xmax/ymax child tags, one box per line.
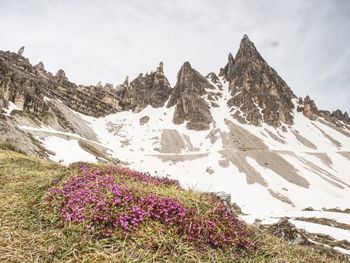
<box><xmin>115</xmin><ymin>62</ymin><xmax>172</xmax><ymax>112</ymax></box>
<box><xmin>1</xmin><ymin>35</ymin><xmax>349</xmax><ymax>143</ymax></box>
<box><xmin>220</xmin><ymin>35</ymin><xmax>296</xmax><ymax>127</ymax></box>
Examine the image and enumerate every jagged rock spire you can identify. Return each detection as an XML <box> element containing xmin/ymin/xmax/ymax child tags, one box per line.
<box><xmin>123</xmin><ymin>76</ymin><xmax>129</xmax><ymax>86</ymax></box>
<box><xmin>236</xmin><ymin>34</ymin><xmax>265</xmax><ymax>64</ymax></box>
<box><xmin>332</xmin><ymin>109</ymin><xmax>350</xmax><ymax>122</ymax></box>
<box><xmin>167</xmin><ymin>61</ymin><xmax>214</xmax><ymax>130</ymax></box>
<box><xmin>169</xmin><ymin>61</ymin><xmax>213</xmax><ymax>107</ymax></box>
<box><xmin>116</xmin><ymin>63</ymin><xmax>172</xmax><ymax>112</ymax></box>
<box><xmin>219</xmin><ymin>52</ymin><xmax>235</xmax><ymax>80</ymax></box>
<box><xmin>55</xmin><ymin>69</ymin><xmax>66</xmax><ymax>78</ymax></box>
<box><xmin>34</xmin><ymin>61</ymin><xmax>45</xmax><ymax>71</ymax></box>
<box><xmin>156</xmin><ymin>62</ymin><xmax>164</xmax><ymax>75</ymax></box>
<box><xmin>302</xmin><ymin>95</ymin><xmax>319</xmax><ymax>120</ymax></box>
<box><xmin>17</xmin><ymin>46</ymin><xmax>25</xmax><ymax>56</ymax></box>
<box><xmin>96</xmin><ymin>81</ymin><xmax>102</xmax><ymax>88</ymax></box>
<box><xmin>224</xmin><ymin>34</ymin><xmax>296</xmax><ymax>127</ymax></box>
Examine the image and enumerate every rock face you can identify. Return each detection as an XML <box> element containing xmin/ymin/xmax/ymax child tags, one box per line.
<box><xmin>116</xmin><ymin>62</ymin><xmax>172</xmax><ymax>112</ymax></box>
<box><xmin>0</xmin><ymin>51</ymin><xmax>120</xmax><ymax>118</ymax></box>
<box><xmin>167</xmin><ymin>62</ymin><xmax>213</xmax><ymax>130</ymax></box>
<box><xmin>0</xmin><ymin>115</ymin><xmax>46</xmax><ymax>157</ymax></box>
<box><xmin>301</xmin><ymin>96</ymin><xmax>319</xmax><ymax>120</ymax></box>
<box><xmin>55</xmin><ymin>69</ymin><xmax>67</xmax><ymax>80</ymax></box>
<box><xmin>17</xmin><ymin>46</ymin><xmax>25</xmax><ymax>56</ymax></box>
<box><xmin>268</xmin><ymin>218</ymin><xmax>310</xmax><ymax>245</ymax></box>
<box><xmin>219</xmin><ymin>52</ymin><xmax>235</xmax><ymax>81</ymax></box>
<box><xmin>222</xmin><ymin>35</ymin><xmax>296</xmax><ymax>127</ymax></box>
<box><xmin>332</xmin><ymin>109</ymin><xmax>350</xmax><ymax>123</ymax></box>
<box><xmin>1</xmin><ymin>35</ymin><xmax>349</xmax><ymax>138</ymax></box>
<box><xmin>34</xmin><ymin>61</ymin><xmax>45</xmax><ymax>71</ymax></box>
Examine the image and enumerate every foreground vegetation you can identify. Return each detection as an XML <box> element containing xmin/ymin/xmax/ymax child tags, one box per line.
<box><xmin>0</xmin><ymin>149</ymin><xmax>346</xmax><ymax>262</ymax></box>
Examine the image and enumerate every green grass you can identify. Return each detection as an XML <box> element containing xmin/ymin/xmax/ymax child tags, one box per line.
<box><xmin>0</xmin><ymin>142</ymin><xmax>25</xmax><ymax>154</ymax></box>
<box><xmin>0</xmin><ymin>149</ymin><xmax>346</xmax><ymax>262</ymax></box>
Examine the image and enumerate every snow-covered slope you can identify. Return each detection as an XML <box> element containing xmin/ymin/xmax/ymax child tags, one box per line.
<box><xmin>14</xmin><ymin>77</ymin><xmax>350</xmax><ymax>224</ymax></box>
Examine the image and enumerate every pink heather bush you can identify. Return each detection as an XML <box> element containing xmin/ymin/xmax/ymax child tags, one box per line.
<box><xmin>45</xmin><ymin>164</ymin><xmax>250</xmax><ymax>250</ymax></box>
<box><xmin>104</xmin><ymin>165</ymin><xmax>180</xmax><ymax>188</ymax></box>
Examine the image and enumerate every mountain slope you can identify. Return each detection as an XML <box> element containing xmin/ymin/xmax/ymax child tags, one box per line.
<box><xmin>1</xmin><ymin>36</ymin><xmax>350</xmax><ymax>254</ymax></box>
<box><xmin>0</xmin><ymin>149</ymin><xmax>347</xmax><ymax>262</ymax></box>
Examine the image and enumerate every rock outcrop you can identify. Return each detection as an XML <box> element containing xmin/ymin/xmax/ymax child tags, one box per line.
<box><xmin>34</xmin><ymin>61</ymin><xmax>45</xmax><ymax>71</ymax></box>
<box><xmin>223</xmin><ymin>35</ymin><xmax>296</xmax><ymax>127</ymax></box>
<box><xmin>0</xmin><ymin>50</ymin><xmax>120</xmax><ymax>118</ymax></box>
<box><xmin>17</xmin><ymin>46</ymin><xmax>25</xmax><ymax>56</ymax></box>
<box><xmin>268</xmin><ymin>218</ymin><xmax>310</xmax><ymax>245</ymax></box>
<box><xmin>331</xmin><ymin>109</ymin><xmax>350</xmax><ymax>123</ymax></box>
<box><xmin>167</xmin><ymin>62</ymin><xmax>213</xmax><ymax>130</ymax></box>
<box><xmin>116</xmin><ymin>62</ymin><xmax>172</xmax><ymax>112</ymax></box>
<box><xmin>0</xmin><ymin>115</ymin><xmax>47</xmax><ymax>157</ymax></box>
<box><xmin>298</xmin><ymin>96</ymin><xmax>319</xmax><ymax>120</ymax></box>
<box><xmin>219</xmin><ymin>52</ymin><xmax>235</xmax><ymax>81</ymax></box>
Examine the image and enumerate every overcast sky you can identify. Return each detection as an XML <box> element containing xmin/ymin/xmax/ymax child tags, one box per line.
<box><xmin>0</xmin><ymin>0</ymin><xmax>349</xmax><ymax>112</ymax></box>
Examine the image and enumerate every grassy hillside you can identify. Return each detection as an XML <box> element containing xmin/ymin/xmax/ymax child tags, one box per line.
<box><xmin>0</xmin><ymin>149</ymin><xmax>346</xmax><ymax>262</ymax></box>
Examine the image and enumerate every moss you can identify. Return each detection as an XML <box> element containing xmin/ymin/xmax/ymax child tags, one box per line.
<box><xmin>9</xmin><ymin>109</ymin><xmax>24</xmax><ymax>116</ymax></box>
<box><xmin>0</xmin><ymin>142</ymin><xmax>25</xmax><ymax>154</ymax></box>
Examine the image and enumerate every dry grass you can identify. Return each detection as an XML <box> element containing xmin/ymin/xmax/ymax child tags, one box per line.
<box><xmin>0</xmin><ymin>149</ymin><xmax>347</xmax><ymax>262</ymax></box>
<box><xmin>78</xmin><ymin>140</ymin><xmax>120</xmax><ymax>164</ymax></box>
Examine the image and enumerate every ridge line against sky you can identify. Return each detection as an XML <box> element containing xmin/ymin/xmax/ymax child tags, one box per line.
<box><xmin>0</xmin><ymin>0</ymin><xmax>349</xmax><ymax>112</ymax></box>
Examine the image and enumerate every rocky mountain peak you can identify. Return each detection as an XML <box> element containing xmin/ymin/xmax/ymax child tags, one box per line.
<box><xmin>167</xmin><ymin>62</ymin><xmax>214</xmax><ymax>130</ymax></box>
<box><xmin>116</xmin><ymin>63</ymin><xmax>172</xmax><ymax>112</ymax></box>
<box><xmin>183</xmin><ymin>61</ymin><xmax>192</xmax><ymax>68</ymax></box>
<box><xmin>123</xmin><ymin>76</ymin><xmax>129</xmax><ymax>86</ymax></box>
<box><xmin>0</xmin><ymin>50</ymin><xmax>121</xmax><ymax>118</ymax></box>
<box><xmin>225</xmin><ymin>34</ymin><xmax>296</xmax><ymax>127</ymax></box>
<box><xmin>332</xmin><ymin>109</ymin><xmax>350</xmax><ymax>123</ymax></box>
<box><xmin>96</xmin><ymin>81</ymin><xmax>103</xmax><ymax>88</ymax></box>
<box><xmin>219</xmin><ymin>52</ymin><xmax>235</xmax><ymax>80</ymax></box>
<box><xmin>55</xmin><ymin>69</ymin><xmax>67</xmax><ymax>80</ymax></box>
<box><xmin>233</xmin><ymin>34</ymin><xmax>267</xmax><ymax>71</ymax></box>
<box><xmin>240</xmin><ymin>34</ymin><xmax>256</xmax><ymax>49</ymax></box>
<box><xmin>169</xmin><ymin>62</ymin><xmax>213</xmax><ymax>104</ymax></box>
<box><xmin>156</xmin><ymin>62</ymin><xmax>164</xmax><ymax>75</ymax></box>
<box><xmin>299</xmin><ymin>95</ymin><xmax>319</xmax><ymax>120</ymax></box>
<box><xmin>34</xmin><ymin>61</ymin><xmax>45</xmax><ymax>71</ymax></box>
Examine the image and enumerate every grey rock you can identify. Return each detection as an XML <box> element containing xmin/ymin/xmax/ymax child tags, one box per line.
<box><xmin>302</xmin><ymin>95</ymin><xmax>318</xmax><ymax>120</ymax></box>
<box><xmin>213</xmin><ymin>191</ymin><xmax>242</xmax><ymax>214</ymax></box>
<box><xmin>55</xmin><ymin>69</ymin><xmax>67</xmax><ymax>80</ymax></box>
<box><xmin>17</xmin><ymin>46</ymin><xmax>25</xmax><ymax>56</ymax></box>
<box><xmin>223</xmin><ymin>35</ymin><xmax>296</xmax><ymax>127</ymax></box>
<box><xmin>268</xmin><ymin>218</ymin><xmax>310</xmax><ymax>245</ymax></box>
<box><xmin>34</xmin><ymin>61</ymin><xmax>45</xmax><ymax>71</ymax></box>
<box><xmin>332</xmin><ymin>109</ymin><xmax>350</xmax><ymax>123</ymax></box>
<box><xmin>167</xmin><ymin>62</ymin><xmax>213</xmax><ymax>130</ymax></box>
<box><xmin>139</xmin><ymin>115</ymin><xmax>150</xmax><ymax>125</ymax></box>
<box><xmin>117</xmin><ymin>62</ymin><xmax>172</xmax><ymax>112</ymax></box>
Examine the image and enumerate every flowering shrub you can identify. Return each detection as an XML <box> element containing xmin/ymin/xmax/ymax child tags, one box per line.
<box><xmin>45</xmin><ymin>164</ymin><xmax>251</xmax><ymax>250</ymax></box>
<box><xmin>104</xmin><ymin>165</ymin><xmax>180</xmax><ymax>188</ymax></box>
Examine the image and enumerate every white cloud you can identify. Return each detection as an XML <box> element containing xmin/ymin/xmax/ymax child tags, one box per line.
<box><xmin>0</xmin><ymin>0</ymin><xmax>349</xmax><ymax>112</ymax></box>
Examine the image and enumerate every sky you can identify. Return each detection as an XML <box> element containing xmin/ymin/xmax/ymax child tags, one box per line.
<box><xmin>0</xmin><ymin>0</ymin><xmax>349</xmax><ymax>113</ymax></box>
